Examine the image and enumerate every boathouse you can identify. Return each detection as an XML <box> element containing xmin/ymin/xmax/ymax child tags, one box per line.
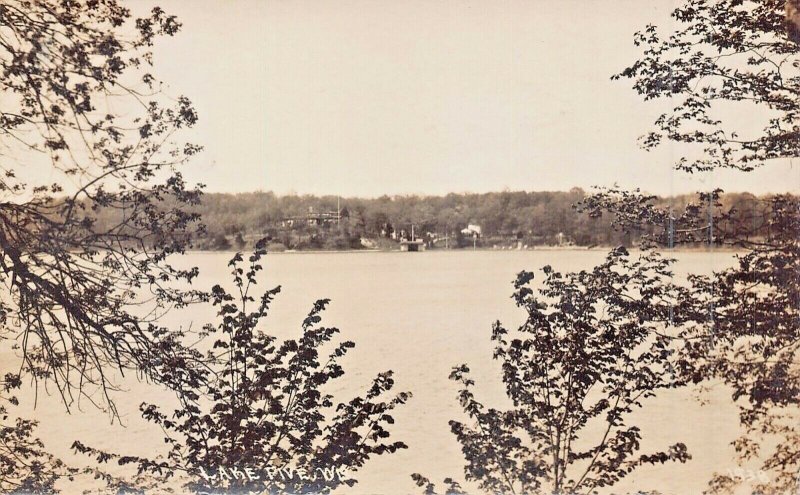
<box><xmin>399</xmin><ymin>239</ymin><xmax>425</xmax><ymax>252</ymax></box>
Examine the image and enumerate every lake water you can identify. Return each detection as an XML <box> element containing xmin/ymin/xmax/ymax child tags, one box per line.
<box><xmin>11</xmin><ymin>249</ymin><xmax>749</xmax><ymax>494</ymax></box>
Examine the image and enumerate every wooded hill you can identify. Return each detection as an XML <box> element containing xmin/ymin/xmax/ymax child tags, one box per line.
<box><xmin>185</xmin><ymin>189</ymin><xmax>776</xmax><ymax>250</ymax></box>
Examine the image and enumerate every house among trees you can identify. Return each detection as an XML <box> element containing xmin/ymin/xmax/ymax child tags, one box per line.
<box><xmin>282</xmin><ymin>206</ymin><xmax>350</xmax><ymax>228</ymax></box>
<box><xmin>460</xmin><ymin>224</ymin><xmax>482</xmax><ymax>237</ymax></box>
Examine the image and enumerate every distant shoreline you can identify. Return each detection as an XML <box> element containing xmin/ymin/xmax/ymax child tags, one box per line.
<box><xmin>186</xmin><ymin>245</ymin><xmax>745</xmax><ymax>255</ymax></box>
<box><xmin>179</xmin><ymin>190</ymin><xmax>783</xmax><ymax>252</ymax></box>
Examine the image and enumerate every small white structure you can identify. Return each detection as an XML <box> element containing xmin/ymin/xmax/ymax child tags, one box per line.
<box><xmin>461</xmin><ymin>224</ymin><xmax>482</xmax><ymax>237</ymax></box>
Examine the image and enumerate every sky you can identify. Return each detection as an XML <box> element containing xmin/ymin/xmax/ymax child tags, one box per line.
<box><xmin>139</xmin><ymin>0</ymin><xmax>799</xmax><ymax>197</ymax></box>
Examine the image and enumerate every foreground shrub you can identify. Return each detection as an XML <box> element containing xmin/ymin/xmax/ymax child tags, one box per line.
<box><xmin>76</xmin><ymin>241</ymin><xmax>410</xmax><ymax>493</ymax></box>
<box><xmin>415</xmin><ymin>247</ymin><xmax>691</xmax><ymax>494</ymax></box>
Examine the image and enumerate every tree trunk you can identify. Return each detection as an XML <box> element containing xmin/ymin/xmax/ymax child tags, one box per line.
<box><xmin>788</xmin><ymin>0</ymin><xmax>800</xmax><ymax>43</ymax></box>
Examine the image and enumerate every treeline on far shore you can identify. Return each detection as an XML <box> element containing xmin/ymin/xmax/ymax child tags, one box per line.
<box><xmin>169</xmin><ymin>189</ymin><xmax>778</xmax><ymax>251</ymax></box>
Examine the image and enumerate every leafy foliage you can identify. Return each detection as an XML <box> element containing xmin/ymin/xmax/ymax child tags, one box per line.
<box><xmin>75</xmin><ymin>241</ymin><xmax>411</xmax><ymax>493</ymax></box>
<box><xmin>0</xmin><ymin>373</ymin><xmax>74</xmax><ymax>494</ymax></box>
<box><xmin>582</xmin><ymin>183</ymin><xmax>800</xmax><ymax>495</ymax></box>
<box><xmin>0</xmin><ymin>0</ymin><xmax>204</xmax><ymax>415</ymax></box>
<box><xmin>579</xmin><ymin>187</ymin><xmax>797</xmax><ymax>248</ymax></box>
<box><xmin>614</xmin><ymin>0</ymin><xmax>799</xmax><ymax>172</ymax></box>
<box><xmin>595</xmin><ymin>2</ymin><xmax>800</xmax><ymax>487</ymax></box>
<box><xmin>415</xmin><ymin>248</ymin><xmax>691</xmax><ymax>494</ymax></box>
<box><xmin>688</xmin><ymin>228</ymin><xmax>800</xmax><ymax>494</ymax></box>
<box><xmin>608</xmin><ymin>4</ymin><xmax>800</xmax><ymax>493</ymax></box>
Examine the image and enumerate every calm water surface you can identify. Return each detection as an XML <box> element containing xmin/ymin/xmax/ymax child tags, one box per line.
<box><xmin>14</xmin><ymin>249</ymin><xmax>746</xmax><ymax>494</ymax></box>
